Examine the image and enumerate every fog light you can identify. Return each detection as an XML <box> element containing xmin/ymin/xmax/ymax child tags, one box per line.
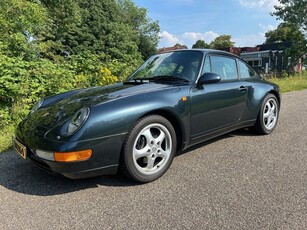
<box><xmin>54</xmin><ymin>149</ymin><xmax>92</xmax><ymax>162</ymax></box>
<box><xmin>36</xmin><ymin>149</ymin><xmax>55</xmax><ymax>161</ymax></box>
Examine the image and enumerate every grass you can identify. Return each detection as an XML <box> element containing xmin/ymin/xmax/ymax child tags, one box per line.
<box><xmin>268</xmin><ymin>71</ymin><xmax>307</xmax><ymax>93</ymax></box>
<box><xmin>1</xmin><ymin>71</ymin><xmax>307</xmax><ymax>153</ymax></box>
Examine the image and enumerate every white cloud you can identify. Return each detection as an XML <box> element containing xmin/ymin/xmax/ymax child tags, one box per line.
<box><xmin>182</xmin><ymin>31</ymin><xmax>219</xmax><ymax>43</ymax></box>
<box><xmin>159</xmin><ymin>23</ymin><xmax>278</xmax><ymax>48</ymax></box>
<box><xmin>159</xmin><ymin>31</ymin><xmax>183</xmax><ymax>47</ymax></box>
<box><xmin>233</xmin><ymin>23</ymin><xmax>277</xmax><ymax>47</ymax></box>
<box><xmin>159</xmin><ymin>31</ymin><xmax>219</xmax><ymax>48</ymax></box>
<box><xmin>233</xmin><ymin>33</ymin><xmax>265</xmax><ymax>47</ymax></box>
<box><xmin>258</xmin><ymin>23</ymin><xmax>276</xmax><ymax>32</ymax></box>
<box><xmin>238</xmin><ymin>0</ymin><xmax>280</xmax><ymax>11</ymax></box>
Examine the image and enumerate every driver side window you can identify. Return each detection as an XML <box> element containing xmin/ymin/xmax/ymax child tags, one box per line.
<box><xmin>238</xmin><ymin>60</ymin><xmax>258</xmax><ymax>79</ymax></box>
<box><xmin>210</xmin><ymin>56</ymin><xmax>238</xmax><ymax>81</ymax></box>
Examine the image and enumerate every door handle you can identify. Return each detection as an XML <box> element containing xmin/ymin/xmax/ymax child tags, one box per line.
<box><xmin>238</xmin><ymin>86</ymin><xmax>247</xmax><ymax>92</ymax></box>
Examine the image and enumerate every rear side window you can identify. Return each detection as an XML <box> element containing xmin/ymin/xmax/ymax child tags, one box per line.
<box><xmin>238</xmin><ymin>60</ymin><xmax>258</xmax><ymax>79</ymax></box>
<box><xmin>211</xmin><ymin>56</ymin><xmax>238</xmax><ymax>80</ymax></box>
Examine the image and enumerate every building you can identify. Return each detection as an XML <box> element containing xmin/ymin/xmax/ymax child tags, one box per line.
<box><xmin>157</xmin><ymin>44</ymin><xmax>188</xmax><ymax>54</ymax></box>
<box><xmin>158</xmin><ymin>42</ymin><xmax>295</xmax><ymax>74</ymax></box>
<box><xmin>241</xmin><ymin>50</ymin><xmax>285</xmax><ymax>73</ymax></box>
<box><xmin>221</xmin><ymin>41</ymin><xmax>292</xmax><ymax>74</ymax></box>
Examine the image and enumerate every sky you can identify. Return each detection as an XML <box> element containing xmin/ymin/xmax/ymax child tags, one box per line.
<box><xmin>133</xmin><ymin>0</ymin><xmax>281</xmax><ymax>48</ymax></box>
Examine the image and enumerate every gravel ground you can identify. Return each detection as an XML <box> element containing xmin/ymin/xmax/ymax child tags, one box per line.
<box><xmin>0</xmin><ymin>90</ymin><xmax>306</xmax><ymax>230</ymax></box>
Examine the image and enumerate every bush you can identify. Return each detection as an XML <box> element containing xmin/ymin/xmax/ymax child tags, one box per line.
<box><xmin>0</xmin><ymin>52</ymin><xmax>142</xmax><ymax>152</ymax></box>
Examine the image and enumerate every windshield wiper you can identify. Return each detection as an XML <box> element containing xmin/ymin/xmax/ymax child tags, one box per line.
<box><xmin>124</xmin><ymin>76</ymin><xmax>190</xmax><ymax>85</ymax></box>
<box><xmin>124</xmin><ymin>78</ymin><xmax>151</xmax><ymax>84</ymax></box>
<box><xmin>151</xmin><ymin>75</ymin><xmax>190</xmax><ymax>83</ymax></box>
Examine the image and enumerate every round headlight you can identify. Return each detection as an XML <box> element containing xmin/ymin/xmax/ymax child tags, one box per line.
<box><xmin>67</xmin><ymin>107</ymin><xmax>90</xmax><ymax>135</ymax></box>
<box><xmin>30</xmin><ymin>99</ymin><xmax>44</xmax><ymax>114</ymax></box>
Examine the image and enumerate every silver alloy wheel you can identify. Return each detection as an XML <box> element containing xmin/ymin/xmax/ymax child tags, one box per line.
<box><xmin>263</xmin><ymin>98</ymin><xmax>278</xmax><ymax>130</ymax></box>
<box><xmin>132</xmin><ymin>123</ymin><xmax>172</xmax><ymax>175</ymax></box>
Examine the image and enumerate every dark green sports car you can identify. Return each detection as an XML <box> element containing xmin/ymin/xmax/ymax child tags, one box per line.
<box><xmin>13</xmin><ymin>49</ymin><xmax>280</xmax><ymax>183</ymax></box>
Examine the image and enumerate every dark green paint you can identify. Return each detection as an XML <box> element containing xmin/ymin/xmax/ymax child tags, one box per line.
<box><xmin>15</xmin><ymin>49</ymin><xmax>280</xmax><ymax>179</ymax></box>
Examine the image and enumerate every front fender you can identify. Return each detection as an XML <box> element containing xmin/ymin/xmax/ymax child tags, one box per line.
<box><xmin>69</xmin><ymin>86</ymin><xmax>191</xmax><ymax>143</ymax></box>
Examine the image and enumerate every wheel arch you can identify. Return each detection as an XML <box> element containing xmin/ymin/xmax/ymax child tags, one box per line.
<box><xmin>255</xmin><ymin>88</ymin><xmax>281</xmax><ymax>117</ymax></box>
<box><xmin>139</xmin><ymin>109</ymin><xmax>186</xmax><ymax>152</ymax></box>
<box><xmin>268</xmin><ymin>90</ymin><xmax>281</xmax><ymax>107</ymax></box>
<box><xmin>253</xmin><ymin>90</ymin><xmax>280</xmax><ymax>135</ymax></box>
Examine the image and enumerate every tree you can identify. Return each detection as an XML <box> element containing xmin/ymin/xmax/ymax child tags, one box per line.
<box><xmin>273</xmin><ymin>0</ymin><xmax>307</xmax><ymax>32</ymax></box>
<box><xmin>265</xmin><ymin>23</ymin><xmax>307</xmax><ymax>65</ymax></box>
<box><xmin>137</xmin><ymin>22</ymin><xmax>160</xmax><ymax>60</ymax></box>
<box><xmin>0</xmin><ymin>0</ymin><xmax>53</xmax><ymax>60</ymax></box>
<box><xmin>0</xmin><ymin>0</ymin><xmax>161</xmax><ymax>150</ymax></box>
<box><xmin>265</xmin><ymin>23</ymin><xmax>305</xmax><ymax>44</ymax></box>
<box><xmin>40</xmin><ymin>0</ymin><xmax>81</xmax><ymax>56</ymax></box>
<box><xmin>117</xmin><ymin>0</ymin><xmax>160</xmax><ymax>60</ymax></box>
<box><xmin>42</xmin><ymin>0</ymin><xmax>125</xmax><ymax>56</ymax></box>
<box><xmin>40</xmin><ymin>0</ymin><xmax>159</xmax><ymax>61</ymax></box>
<box><xmin>209</xmin><ymin>35</ymin><xmax>235</xmax><ymax>49</ymax></box>
<box><xmin>192</xmin><ymin>40</ymin><xmax>210</xmax><ymax>49</ymax></box>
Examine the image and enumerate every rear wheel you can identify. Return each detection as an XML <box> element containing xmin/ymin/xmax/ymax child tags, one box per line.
<box><xmin>254</xmin><ymin>94</ymin><xmax>279</xmax><ymax>135</ymax></box>
<box><xmin>121</xmin><ymin>115</ymin><xmax>177</xmax><ymax>183</ymax></box>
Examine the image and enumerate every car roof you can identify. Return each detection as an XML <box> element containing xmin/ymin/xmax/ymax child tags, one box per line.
<box><xmin>164</xmin><ymin>48</ymin><xmax>241</xmax><ymax>59</ymax></box>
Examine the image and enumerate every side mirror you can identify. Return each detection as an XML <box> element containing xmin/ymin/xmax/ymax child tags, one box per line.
<box><xmin>197</xmin><ymin>73</ymin><xmax>221</xmax><ymax>87</ymax></box>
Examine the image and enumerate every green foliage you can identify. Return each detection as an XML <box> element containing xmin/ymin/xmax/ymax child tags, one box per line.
<box><xmin>265</xmin><ymin>23</ymin><xmax>307</xmax><ymax>66</ymax></box>
<box><xmin>39</xmin><ymin>0</ymin><xmax>159</xmax><ymax>61</ymax></box>
<box><xmin>273</xmin><ymin>0</ymin><xmax>307</xmax><ymax>32</ymax></box>
<box><xmin>0</xmin><ymin>53</ymin><xmax>72</xmax><ymax>124</ymax></box>
<box><xmin>265</xmin><ymin>23</ymin><xmax>302</xmax><ymax>43</ymax></box>
<box><xmin>192</xmin><ymin>40</ymin><xmax>210</xmax><ymax>49</ymax></box>
<box><xmin>118</xmin><ymin>0</ymin><xmax>160</xmax><ymax>59</ymax></box>
<box><xmin>0</xmin><ymin>0</ymin><xmax>157</xmax><ymax>151</ymax></box>
<box><xmin>0</xmin><ymin>0</ymin><xmax>53</xmax><ymax>60</ymax></box>
<box><xmin>209</xmin><ymin>35</ymin><xmax>235</xmax><ymax>49</ymax></box>
<box><xmin>0</xmin><ymin>52</ymin><xmax>140</xmax><ymax>125</ymax></box>
<box><xmin>0</xmin><ymin>125</ymin><xmax>15</xmax><ymax>152</ymax></box>
<box><xmin>0</xmin><ymin>51</ymin><xmax>141</xmax><ymax>153</ymax></box>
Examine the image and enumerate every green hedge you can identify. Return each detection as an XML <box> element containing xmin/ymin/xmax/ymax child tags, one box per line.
<box><xmin>0</xmin><ymin>53</ymin><xmax>141</xmax><ymax>152</ymax></box>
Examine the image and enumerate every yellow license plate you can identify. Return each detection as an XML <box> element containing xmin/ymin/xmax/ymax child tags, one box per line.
<box><xmin>12</xmin><ymin>137</ymin><xmax>27</xmax><ymax>160</ymax></box>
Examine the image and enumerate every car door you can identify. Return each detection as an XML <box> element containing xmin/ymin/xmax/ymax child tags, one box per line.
<box><xmin>190</xmin><ymin>55</ymin><xmax>248</xmax><ymax>141</ymax></box>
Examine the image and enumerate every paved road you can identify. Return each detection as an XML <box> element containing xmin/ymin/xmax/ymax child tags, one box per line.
<box><xmin>1</xmin><ymin>90</ymin><xmax>306</xmax><ymax>230</ymax></box>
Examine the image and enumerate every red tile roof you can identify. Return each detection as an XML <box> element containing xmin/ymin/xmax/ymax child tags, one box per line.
<box><xmin>157</xmin><ymin>44</ymin><xmax>188</xmax><ymax>54</ymax></box>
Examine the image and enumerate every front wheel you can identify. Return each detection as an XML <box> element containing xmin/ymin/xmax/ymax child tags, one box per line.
<box><xmin>121</xmin><ymin>115</ymin><xmax>177</xmax><ymax>183</ymax></box>
<box><xmin>254</xmin><ymin>94</ymin><xmax>279</xmax><ymax>135</ymax></box>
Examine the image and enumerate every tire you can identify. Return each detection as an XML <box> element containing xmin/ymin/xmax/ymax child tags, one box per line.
<box><xmin>121</xmin><ymin>115</ymin><xmax>177</xmax><ymax>183</ymax></box>
<box><xmin>254</xmin><ymin>94</ymin><xmax>279</xmax><ymax>135</ymax></box>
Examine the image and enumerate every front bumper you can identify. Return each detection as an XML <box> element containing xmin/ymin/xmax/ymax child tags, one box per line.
<box><xmin>14</xmin><ymin>132</ymin><xmax>127</xmax><ymax>179</ymax></box>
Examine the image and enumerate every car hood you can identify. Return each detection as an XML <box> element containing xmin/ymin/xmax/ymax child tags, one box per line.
<box><xmin>22</xmin><ymin>82</ymin><xmax>180</xmax><ymax>133</ymax></box>
<box><xmin>54</xmin><ymin>82</ymin><xmax>178</xmax><ymax>108</ymax></box>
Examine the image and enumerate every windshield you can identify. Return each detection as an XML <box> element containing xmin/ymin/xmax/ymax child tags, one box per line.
<box><xmin>128</xmin><ymin>51</ymin><xmax>204</xmax><ymax>82</ymax></box>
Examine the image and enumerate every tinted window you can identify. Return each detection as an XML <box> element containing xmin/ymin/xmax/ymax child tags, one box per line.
<box><xmin>129</xmin><ymin>51</ymin><xmax>203</xmax><ymax>81</ymax></box>
<box><xmin>238</xmin><ymin>60</ymin><xmax>257</xmax><ymax>79</ymax></box>
<box><xmin>211</xmin><ymin>56</ymin><xmax>238</xmax><ymax>80</ymax></box>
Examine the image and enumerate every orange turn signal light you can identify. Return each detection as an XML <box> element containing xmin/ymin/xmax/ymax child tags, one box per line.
<box><xmin>181</xmin><ymin>96</ymin><xmax>187</xmax><ymax>101</ymax></box>
<box><xmin>54</xmin><ymin>149</ymin><xmax>92</xmax><ymax>162</ymax></box>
